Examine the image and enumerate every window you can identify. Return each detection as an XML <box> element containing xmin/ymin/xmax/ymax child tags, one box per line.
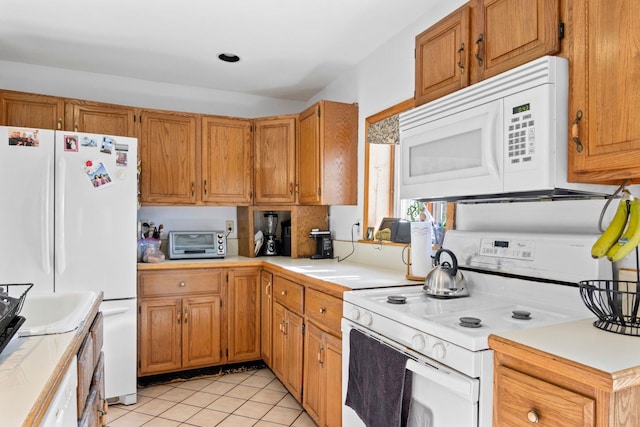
<box><xmin>364</xmin><ymin>100</ymin><xmax>451</xmax><ymax>243</ymax></box>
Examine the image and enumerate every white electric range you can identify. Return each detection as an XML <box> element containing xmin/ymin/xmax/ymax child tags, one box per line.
<box><xmin>342</xmin><ymin>230</ymin><xmax>608</xmax><ymax>427</ymax></box>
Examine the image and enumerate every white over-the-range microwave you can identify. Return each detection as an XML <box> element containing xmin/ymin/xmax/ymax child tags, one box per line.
<box><xmin>399</xmin><ymin>56</ymin><xmax>615</xmax><ymax>202</ymax></box>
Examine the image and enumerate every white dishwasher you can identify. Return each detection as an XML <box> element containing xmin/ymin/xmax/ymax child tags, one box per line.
<box><xmin>39</xmin><ymin>356</ymin><xmax>78</xmax><ymax>427</ymax></box>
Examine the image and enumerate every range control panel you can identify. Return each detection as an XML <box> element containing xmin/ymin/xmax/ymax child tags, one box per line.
<box><xmin>479</xmin><ymin>237</ymin><xmax>534</xmax><ymax>261</ymax></box>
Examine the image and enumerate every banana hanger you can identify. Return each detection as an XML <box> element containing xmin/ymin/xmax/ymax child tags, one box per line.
<box><xmin>595</xmin><ymin>179</ymin><xmax>639</xmax><ymax>327</ymax></box>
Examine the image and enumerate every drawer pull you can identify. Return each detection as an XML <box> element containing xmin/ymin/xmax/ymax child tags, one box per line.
<box><xmin>179</xmin><ymin>281</ymin><xmax>186</xmax><ymax>287</ymax></box>
<box><xmin>281</xmin><ymin>290</ymin><xmax>287</xmax><ymax>296</ymax></box>
<box><xmin>319</xmin><ymin>307</ymin><xmax>326</xmax><ymax>314</ymax></box>
<box><xmin>265</xmin><ymin>283</ymin><xmax>271</xmax><ymax>296</ymax></box>
<box><xmin>572</xmin><ymin>110</ymin><xmax>584</xmax><ymax>153</ymax></box>
<box><xmin>527</xmin><ymin>409</ymin><xmax>540</xmax><ymax>424</ymax></box>
<box><xmin>184</xmin><ymin>307</ymin><xmax>188</xmax><ymax>323</ymax></box>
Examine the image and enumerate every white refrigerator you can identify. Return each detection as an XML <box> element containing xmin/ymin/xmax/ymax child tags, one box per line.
<box><xmin>0</xmin><ymin>126</ymin><xmax>137</xmax><ymax>404</ymax></box>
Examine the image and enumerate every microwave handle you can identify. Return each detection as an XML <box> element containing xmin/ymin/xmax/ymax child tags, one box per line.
<box><xmin>405</xmin><ymin>359</ymin><xmax>479</xmax><ymax>402</ymax></box>
<box><xmin>483</xmin><ymin>102</ymin><xmax>501</xmax><ymax>177</ymax></box>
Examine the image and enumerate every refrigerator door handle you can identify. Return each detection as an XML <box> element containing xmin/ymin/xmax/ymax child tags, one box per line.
<box><xmin>42</xmin><ymin>159</ymin><xmax>52</xmax><ymax>275</ymax></box>
<box><xmin>56</xmin><ymin>158</ymin><xmax>66</xmax><ymax>274</ymax></box>
<box><xmin>102</xmin><ymin>306</ymin><xmax>130</xmax><ymax>317</ymax></box>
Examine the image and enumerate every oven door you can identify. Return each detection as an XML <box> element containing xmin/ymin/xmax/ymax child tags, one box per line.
<box><xmin>342</xmin><ymin>320</ymin><xmax>480</xmax><ymax>427</ymax></box>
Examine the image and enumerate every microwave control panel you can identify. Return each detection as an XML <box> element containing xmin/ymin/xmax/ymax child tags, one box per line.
<box><xmin>507</xmin><ymin>102</ymin><xmax>536</xmax><ymax>165</ymax></box>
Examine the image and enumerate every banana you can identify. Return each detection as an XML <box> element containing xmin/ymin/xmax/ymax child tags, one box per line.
<box><xmin>607</xmin><ymin>198</ymin><xmax>640</xmax><ymax>262</ymax></box>
<box><xmin>591</xmin><ymin>191</ymin><xmax>633</xmax><ymax>258</ymax></box>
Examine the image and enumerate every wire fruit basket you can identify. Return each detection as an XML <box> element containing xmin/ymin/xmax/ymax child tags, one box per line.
<box><xmin>579</xmin><ymin>280</ymin><xmax>640</xmax><ymax>336</ymax></box>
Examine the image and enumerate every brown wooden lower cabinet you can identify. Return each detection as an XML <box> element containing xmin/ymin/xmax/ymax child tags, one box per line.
<box><xmin>490</xmin><ymin>334</ymin><xmax>640</xmax><ymax>427</ymax></box>
<box><xmin>78</xmin><ymin>312</ymin><xmax>106</xmax><ymax>426</ymax></box>
<box><xmin>272</xmin><ymin>300</ymin><xmax>304</xmax><ymax>401</ymax></box>
<box><xmin>303</xmin><ymin>322</ymin><xmax>342</xmax><ymax>427</ymax></box>
<box><xmin>137</xmin><ymin>267</ymin><xmax>261</xmax><ymax>376</ymax></box>
<box><xmin>227</xmin><ymin>268</ymin><xmax>261</xmax><ymax>362</ymax></box>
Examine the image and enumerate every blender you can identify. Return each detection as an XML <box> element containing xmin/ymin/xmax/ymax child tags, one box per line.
<box><xmin>263</xmin><ymin>212</ymin><xmax>279</xmax><ymax>256</ymax></box>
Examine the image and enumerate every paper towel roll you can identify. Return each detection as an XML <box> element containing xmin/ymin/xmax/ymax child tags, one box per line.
<box><xmin>410</xmin><ymin>222</ymin><xmax>433</xmax><ymax>278</ymax></box>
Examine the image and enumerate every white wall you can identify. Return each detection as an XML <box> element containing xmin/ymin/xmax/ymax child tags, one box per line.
<box><xmin>311</xmin><ymin>0</ymin><xmax>467</xmax><ymax>241</ymax></box>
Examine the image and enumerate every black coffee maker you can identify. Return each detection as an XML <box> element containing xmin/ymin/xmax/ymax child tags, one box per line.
<box><xmin>309</xmin><ymin>229</ymin><xmax>333</xmax><ymax>259</ymax></box>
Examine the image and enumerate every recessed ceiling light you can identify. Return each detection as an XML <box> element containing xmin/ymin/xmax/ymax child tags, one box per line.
<box><xmin>218</xmin><ymin>53</ymin><xmax>240</xmax><ymax>63</ymax></box>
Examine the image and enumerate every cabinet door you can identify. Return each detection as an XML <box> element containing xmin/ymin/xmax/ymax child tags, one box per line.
<box><xmin>323</xmin><ymin>332</ymin><xmax>342</xmax><ymax>427</ymax></box>
<box><xmin>568</xmin><ymin>0</ymin><xmax>640</xmax><ymax>181</ymax></box>
<box><xmin>0</xmin><ymin>91</ymin><xmax>64</xmax><ymax>129</ymax></box>
<box><xmin>139</xmin><ymin>110</ymin><xmax>198</xmax><ymax>204</ymax></box>
<box><xmin>284</xmin><ymin>310</ymin><xmax>304</xmax><ymax>401</ymax></box>
<box><xmin>227</xmin><ymin>268</ymin><xmax>261</xmax><ymax>362</ymax></box>
<box><xmin>302</xmin><ymin>322</ymin><xmax>323</xmax><ymax>426</ymax></box>
<box><xmin>298</xmin><ymin>104</ymin><xmax>322</xmax><ymax>205</ymax></box>
<box><xmin>260</xmin><ymin>270</ymin><xmax>273</xmax><ymax>367</ymax></box>
<box><xmin>138</xmin><ymin>298</ymin><xmax>182</xmax><ymax>375</ymax></box>
<box><xmin>415</xmin><ymin>5</ymin><xmax>471</xmax><ymax>106</ymax></box>
<box><xmin>472</xmin><ymin>0</ymin><xmax>561</xmax><ymax>81</ymax></box>
<box><xmin>65</xmin><ymin>100</ymin><xmax>136</xmax><ymax>136</ymax></box>
<box><xmin>494</xmin><ymin>365</ymin><xmax>594</xmax><ymax>426</ymax></box>
<box><xmin>254</xmin><ymin>116</ymin><xmax>297</xmax><ymax>204</ymax></box>
<box><xmin>182</xmin><ymin>296</ymin><xmax>223</xmax><ymax>368</ymax></box>
<box><xmin>271</xmin><ymin>302</ymin><xmax>287</xmax><ymax>381</ymax></box>
<box><xmin>201</xmin><ymin>116</ymin><xmax>252</xmax><ymax>204</ymax></box>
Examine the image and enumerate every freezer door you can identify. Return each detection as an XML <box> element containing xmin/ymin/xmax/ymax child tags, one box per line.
<box><xmin>54</xmin><ymin>131</ymin><xmax>138</xmax><ymax>299</ymax></box>
<box><xmin>0</xmin><ymin>126</ymin><xmax>55</xmax><ymax>293</ymax></box>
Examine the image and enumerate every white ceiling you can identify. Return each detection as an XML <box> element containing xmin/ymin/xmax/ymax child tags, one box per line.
<box><xmin>0</xmin><ymin>0</ymin><xmax>440</xmax><ymax>101</ymax></box>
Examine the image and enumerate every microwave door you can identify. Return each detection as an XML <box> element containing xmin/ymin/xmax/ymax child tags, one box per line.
<box><xmin>400</xmin><ymin>100</ymin><xmax>503</xmax><ymax>200</ymax></box>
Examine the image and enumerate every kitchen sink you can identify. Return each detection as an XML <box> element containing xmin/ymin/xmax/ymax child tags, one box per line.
<box><xmin>17</xmin><ymin>291</ymin><xmax>99</xmax><ymax>337</ymax></box>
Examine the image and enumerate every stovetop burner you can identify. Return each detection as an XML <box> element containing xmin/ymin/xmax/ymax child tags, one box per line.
<box><xmin>512</xmin><ymin>310</ymin><xmax>532</xmax><ymax>320</ymax></box>
<box><xmin>459</xmin><ymin>316</ymin><xmax>482</xmax><ymax>328</ymax></box>
<box><xmin>386</xmin><ymin>295</ymin><xmax>407</xmax><ymax>304</ymax></box>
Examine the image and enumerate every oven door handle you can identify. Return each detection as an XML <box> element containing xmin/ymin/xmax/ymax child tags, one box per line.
<box><xmin>405</xmin><ymin>359</ymin><xmax>479</xmax><ymax>403</ymax></box>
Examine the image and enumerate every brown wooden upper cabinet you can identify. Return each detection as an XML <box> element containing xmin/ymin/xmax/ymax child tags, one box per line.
<box><xmin>415</xmin><ymin>5</ymin><xmax>471</xmax><ymax>106</ymax></box>
<box><xmin>568</xmin><ymin>0</ymin><xmax>640</xmax><ymax>182</ymax></box>
<box><xmin>415</xmin><ymin>0</ymin><xmax>562</xmax><ymax>106</ymax></box>
<box><xmin>298</xmin><ymin>100</ymin><xmax>358</xmax><ymax>205</ymax></box>
<box><xmin>201</xmin><ymin>116</ymin><xmax>253</xmax><ymax>205</ymax></box>
<box><xmin>65</xmin><ymin>99</ymin><xmax>137</xmax><ymax>137</ymax></box>
<box><xmin>254</xmin><ymin>115</ymin><xmax>297</xmax><ymax>205</ymax></box>
<box><xmin>0</xmin><ymin>90</ymin><xmax>65</xmax><ymax>129</ymax></box>
<box><xmin>139</xmin><ymin>109</ymin><xmax>198</xmax><ymax>205</ymax></box>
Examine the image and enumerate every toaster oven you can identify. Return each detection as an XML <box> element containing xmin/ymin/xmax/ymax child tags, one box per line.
<box><xmin>168</xmin><ymin>231</ymin><xmax>226</xmax><ymax>259</ymax></box>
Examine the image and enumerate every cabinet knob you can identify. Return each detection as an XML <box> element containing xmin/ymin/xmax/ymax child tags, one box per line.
<box><xmin>179</xmin><ymin>281</ymin><xmax>186</xmax><ymax>287</ymax></box>
<box><xmin>572</xmin><ymin>110</ymin><xmax>584</xmax><ymax>153</ymax></box>
<box><xmin>526</xmin><ymin>409</ymin><xmax>540</xmax><ymax>423</ymax></box>
<box><xmin>319</xmin><ymin>307</ymin><xmax>326</xmax><ymax>314</ymax></box>
<box><xmin>281</xmin><ymin>290</ymin><xmax>287</xmax><ymax>296</ymax></box>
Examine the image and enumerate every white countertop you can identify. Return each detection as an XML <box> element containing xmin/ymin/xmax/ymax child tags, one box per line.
<box><xmin>495</xmin><ymin>318</ymin><xmax>640</xmax><ymax>374</ymax></box>
<box><xmin>264</xmin><ymin>257</ymin><xmax>414</xmax><ymax>289</ymax></box>
<box><xmin>140</xmin><ymin>256</ymin><xmax>416</xmax><ymax>290</ymax></box>
<box><xmin>0</xmin><ymin>332</ymin><xmax>75</xmax><ymax>427</ymax></box>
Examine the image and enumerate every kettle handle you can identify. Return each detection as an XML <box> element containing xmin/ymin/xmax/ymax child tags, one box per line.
<box><xmin>433</xmin><ymin>248</ymin><xmax>458</xmax><ymax>276</ymax></box>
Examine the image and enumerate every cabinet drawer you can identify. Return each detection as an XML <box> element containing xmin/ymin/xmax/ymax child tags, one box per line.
<box><xmin>273</xmin><ymin>276</ymin><xmax>304</xmax><ymax>314</ymax></box>
<box><xmin>305</xmin><ymin>288</ymin><xmax>342</xmax><ymax>335</ymax></box>
<box><xmin>138</xmin><ymin>269</ymin><xmax>222</xmax><ymax>297</ymax></box>
<box><xmin>495</xmin><ymin>365</ymin><xmax>594</xmax><ymax>427</ymax></box>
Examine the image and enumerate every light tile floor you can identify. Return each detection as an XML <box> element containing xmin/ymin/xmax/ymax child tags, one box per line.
<box><xmin>107</xmin><ymin>368</ymin><xmax>317</xmax><ymax>427</ymax></box>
